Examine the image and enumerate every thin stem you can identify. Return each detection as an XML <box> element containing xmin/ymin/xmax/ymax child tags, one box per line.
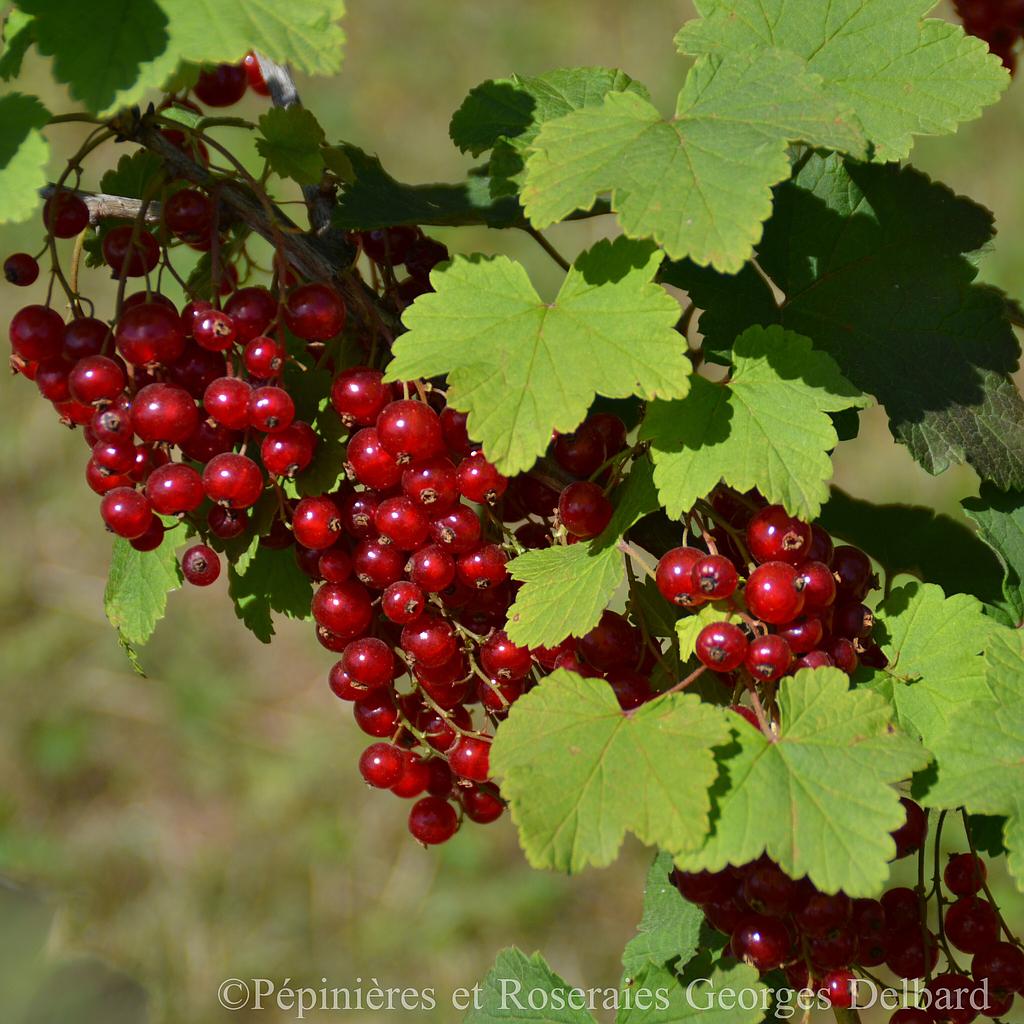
<box><xmin>932</xmin><ymin>810</ymin><xmax>963</xmax><ymax>971</ymax></box>
<box><xmin>961</xmin><ymin>810</ymin><xmax>1022</xmax><ymax>946</ymax></box>
<box><xmin>917</xmin><ymin>807</ymin><xmax>934</xmax><ymax>983</ymax></box>
<box><xmin>649</xmin><ymin>665</ymin><xmax>706</xmax><ymax>702</ymax></box>
<box><xmin>747</xmin><ymin>684</ymin><xmax>776</xmax><ymax>742</ymax></box>
<box><xmin>618</xmin><ymin>540</ymin><xmax>658</xmax><ymax>581</ymax></box>
<box><xmin>523</xmin><ymin>224</ymin><xmax>570</xmax><ymax>271</ymax></box>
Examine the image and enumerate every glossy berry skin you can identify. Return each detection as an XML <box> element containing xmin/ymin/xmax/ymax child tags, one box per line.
<box><xmin>382</xmin><ymin>580</ymin><xmax>426</xmax><ymax>623</ymax></box>
<box><xmin>129</xmin><ymin>518</ymin><xmax>166</xmax><ymax>552</ymax></box>
<box><xmin>430</xmin><ymin>505</ymin><xmax>482</xmax><ymax>554</ymax></box>
<box><xmin>92</xmin><ymin>439</ymin><xmax>137</xmax><ymax>475</ymax></box>
<box><xmin>456</xmin><ymin>544</ymin><xmax>508</xmax><ymax>590</ymax></box>
<box><xmin>316</xmin><ymin>546</ymin><xmax>351</xmax><ymax>584</ymax></box>
<box><xmin>358</xmin><ymin>743</ymin><xmax>404</xmax><ymax>788</ymax></box>
<box><xmin>460</xmin><ymin>783</ymin><xmax>504</xmax><ymax>824</ymax></box>
<box><xmin>63</xmin><ymin>317</ymin><xmax>110</xmax><ymax>360</ymax></box>
<box><xmin>261</xmin><ymin>422</ymin><xmax>317</xmax><ymax>477</ymax></box>
<box><xmin>100</xmin><ymin>487</ymin><xmax>153</xmax><ymax>539</ymax></box>
<box><xmin>204</xmin><ymin>376</ymin><xmax>252</xmax><ymax>430</ymax></box>
<box><xmin>695</xmin><ymin>621</ymin><xmax>748</xmax><ymax>672</ymax></box>
<box><xmin>408</xmin><ymin>796</ymin><xmax>459</xmax><ymax>845</ymax></box>
<box><xmin>925</xmin><ymin>973</ymin><xmax>980</xmax><ymax>1024</ymax></box>
<box><xmin>671</xmin><ymin>867</ymin><xmax>738</xmax><ymax>905</ymax></box>
<box><xmin>821</xmin><ymin>970</ymin><xmax>857</xmax><ymax>1009</ymax></box>
<box><xmin>312</xmin><ymin>581</ymin><xmax>373</xmax><ymax>639</ymax></box>
<box><xmin>401</xmin><ymin>614</ymin><xmax>457</xmax><ymax>667</ymax></box>
<box><xmin>283</xmin><ymin>283</ymin><xmax>346</xmax><ymax>340</ymax></box>
<box><xmin>132</xmin><ymin>383</ymin><xmax>199</xmax><ymax>443</ymax></box>
<box><xmin>832</xmin><ymin>545</ymin><xmax>874</xmax><ymax>599</ymax></box>
<box><xmin>342</xmin><ymin>637</ymin><xmax>396</xmax><ymax>689</ymax></box>
<box><xmin>449</xmin><ymin>735</ymin><xmax>491</xmax><ymax>782</ymax></box>
<box><xmin>833</xmin><ymin>601</ymin><xmax>874</xmax><ymax>640</ymax></box>
<box><xmin>10</xmin><ymin>305</ymin><xmax>64</xmax><ymax>362</ymax></box>
<box><xmin>4</xmin><ymin>252</ymin><xmax>39</xmax><ymax>285</ymax></box>
<box><xmin>181</xmin><ymin>544</ymin><xmax>221</xmax><ymax>586</ymax></box>
<box><xmin>946</xmin><ymin>897</ymin><xmax>1000</xmax><ymax>954</ymax></box>
<box><xmin>558</xmin><ymin>481</ymin><xmax>612</xmax><ymax>538</ymax></box>
<box><xmin>742</xmin><ymin>861</ymin><xmax>798</xmax><ymax>916</ymax></box>
<box><xmin>374</xmin><ymin>495</ymin><xmax>430</xmax><ymax>549</ymax></box>
<box><xmin>796</xmin><ymin>560</ymin><xmax>837</xmax><ymax>612</ymax></box>
<box><xmin>552</xmin><ymin>422</ymin><xmax>604</xmax><ymax>477</ymax></box>
<box><xmin>346</xmin><ymin>428</ymin><xmax>402</xmax><ymax>490</ymax></box>
<box><xmin>579</xmin><ymin>610</ymin><xmax>640</xmax><ymax>672</ymax></box>
<box><xmin>352</xmin><ymin>691</ymin><xmax>399</xmax><ymax>737</ymax></box>
<box><xmin>945</xmin><ymin>854</ymin><xmax>987</xmax><ymax>897</ymax></box>
<box><xmin>242</xmin><ymin>51</ymin><xmax>271</xmax><ymax>95</ymax></box>
<box><xmin>207</xmin><ymin>505</ymin><xmax>248</xmax><ymax>539</ymax></box>
<box><xmin>377</xmin><ymin>400</ymin><xmax>444</xmax><ymax>463</ymax></box>
<box><xmin>891</xmin><ymin>797</ymin><xmax>927</xmax><ymax>859</ymax></box>
<box><xmin>194</xmin><ymin>63</ymin><xmax>248</xmax><ymax>106</ymax></box>
<box><xmin>746</xmin><ymin>505</ymin><xmax>813</xmax><ymax>565</ymax></box>
<box><xmin>360</xmin><ymin>225</ymin><xmax>420</xmax><ymax>265</ymax></box>
<box><xmin>102</xmin><ymin>225</ymin><xmax>160</xmax><ymax>277</ymax></box>
<box><xmin>43</xmin><ymin>191</ymin><xmax>90</xmax><ymax>237</ymax></box>
<box><xmin>353</xmin><ymin>539</ymin><xmax>405</xmax><ymax>589</ymax></box>
<box><xmin>746</xmin><ymin>561</ymin><xmax>805</xmax><ymax>624</ymax></box>
<box><xmin>224</xmin><ymin>287</ymin><xmax>277</xmax><ymax>342</ymax></box>
<box><xmin>145</xmin><ymin>462</ymin><xmax>204</xmax><ymax>515</ymax></box>
<box><xmin>331</xmin><ymin>367</ymin><xmax>392</xmax><ymax>426</ymax></box>
<box><xmin>692</xmin><ymin>554</ymin><xmax>739</xmax><ymax>599</ymax></box>
<box><xmin>115</xmin><ymin>302</ymin><xmax>185</xmax><ymax>365</ymax></box>
<box><xmin>35</xmin><ymin>359</ymin><xmax>73</xmax><ymax>402</ymax></box>
<box><xmin>202</xmin><ymin>453</ymin><xmax>264</xmax><ymax>509</ymax></box>
<box><xmin>407</xmin><ymin>544</ymin><xmax>456</xmax><ymax>592</ymax></box>
<box><xmin>249</xmin><ymin>385</ymin><xmax>295</xmax><ymax>433</ymax></box>
<box><xmin>193</xmin><ymin>309</ymin><xmax>236</xmax><ymax>351</ymax></box>
<box><xmin>480</xmin><ymin>630</ymin><xmax>532</xmax><ymax>681</ymax></box>
<box><xmin>795</xmin><ymin>891</ymin><xmax>851</xmax><ymax>937</ymax></box>
<box><xmin>972</xmin><ymin>942</ymin><xmax>1024</xmax><ymax>993</ymax></box>
<box><xmin>68</xmin><ymin>355</ymin><xmax>125</xmax><ymax>405</ymax></box>
<box><xmin>293</xmin><ymin>496</ymin><xmax>342</xmax><ymax>550</ymax></box>
<box><xmin>388</xmin><ymin>751</ymin><xmax>430</xmax><ymax>796</ymax></box>
<box><xmin>827</xmin><ymin>637</ymin><xmax>859</xmax><ymax>676</ymax></box>
<box><xmin>730</xmin><ymin>914</ymin><xmax>791</xmax><ymax>971</ymax></box>
<box><xmin>656</xmin><ymin>547</ymin><xmax>706</xmax><ymax>608</ymax></box>
<box><xmin>456</xmin><ymin>453</ymin><xmax>507</xmax><ymax>504</ymax></box>
<box><xmin>402</xmin><ymin>457</ymin><xmax>459</xmax><ymax>512</ymax></box>
<box><xmin>745</xmin><ymin>634</ymin><xmax>792</xmax><ymax>682</ymax></box>
<box><xmin>163</xmin><ymin>188</ymin><xmax>213</xmax><ymax>237</ymax></box>
<box><xmin>777</xmin><ymin>615</ymin><xmax>823</xmax><ymax>655</ymax></box>
<box><xmin>243</xmin><ymin>336</ymin><xmax>287</xmax><ymax>378</ymax></box>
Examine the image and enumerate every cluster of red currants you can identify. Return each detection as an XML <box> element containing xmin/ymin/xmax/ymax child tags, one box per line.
<box><xmin>954</xmin><ymin>0</ymin><xmax>1024</xmax><ymax>73</ymax></box>
<box><xmin>655</xmin><ymin>501</ymin><xmax>887</xmax><ymax>690</ymax></box>
<box><xmin>673</xmin><ymin>815</ymin><xmax>1022</xmax><ymax>1021</ymax></box>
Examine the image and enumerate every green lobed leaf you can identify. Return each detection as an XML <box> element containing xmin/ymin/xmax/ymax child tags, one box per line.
<box><xmin>490</xmin><ymin>669</ymin><xmax>732</xmax><ymax>873</ymax></box>
<box><xmin>676</xmin><ymin>0</ymin><xmax>1009</xmax><ymax>162</ymax></box>
<box><xmin>622</xmin><ymin>852</ymin><xmax>703</xmax><ymax>977</ymax></box>
<box><xmin>924</xmin><ymin>629</ymin><xmax>1024</xmax><ymax>891</ymax></box>
<box><xmin>641</xmin><ymin>326</ymin><xmax>867</xmax><ymax>521</ymax></box>
<box><xmin>465</xmin><ymin>948</ymin><xmax>594</xmax><ymax>1024</ymax></box>
<box><xmin>666</xmin><ymin>154</ymin><xmax>1024</xmax><ymax>490</ymax></box>
<box><xmin>522</xmin><ymin>48</ymin><xmax>865</xmax><ymax>272</ymax></box>
<box><xmin>386</xmin><ymin>237</ymin><xmax>689</xmax><ymax>476</ymax></box>
<box><xmin>819</xmin><ymin>487</ymin><xmax>1010</xmax><ymax>620</ymax></box>
<box><xmin>0</xmin><ymin>9</ymin><xmax>36</xmax><ymax>81</ymax></box>
<box><xmin>99</xmin><ymin>150</ymin><xmax>165</xmax><ymax>199</ymax></box>
<box><xmin>962</xmin><ymin>485</ymin><xmax>1024</xmax><ymax>627</ymax></box>
<box><xmin>504</xmin><ymin>458</ymin><xmax>658</xmax><ymax>648</ymax></box>
<box><xmin>227</xmin><ymin>539</ymin><xmax>313</xmax><ymax>643</ymax></box>
<box><xmin>294</xmin><ymin>407</ymin><xmax>348</xmax><ymax>497</ymax></box>
<box><xmin>868</xmin><ymin>582</ymin><xmax>995</xmax><ymax>751</ymax></box>
<box><xmin>103</xmin><ymin>532</ymin><xmax>183</xmax><ymax>647</ymax></box>
<box><xmin>331</xmin><ymin>144</ymin><xmax>521</xmax><ymax>230</ymax></box>
<box><xmin>675</xmin><ymin>668</ymin><xmax>930</xmax><ymax>896</ymax></box>
<box><xmin>256</xmin><ymin>106</ymin><xmax>326</xmax><ymax>186</ymax></box>
<box><xmin>0</xmin><ymin>92</ymin><xmax>50</xmax><ymax>225</ymax></box>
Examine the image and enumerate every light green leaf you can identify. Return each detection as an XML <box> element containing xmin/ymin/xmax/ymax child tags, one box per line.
<box><xmin>676</xmin><ymin>0</ymin><xmax>1009</xmax><ymax>162</ymax></box>
<box><xmin>227</xmin><ymin>540</ymin><xmax>313</xmax><ymax>643</ymax></box>
<box><xmin>0</xmin><ymin>10</ymin><xmax>37</xmax><ymax>81</ymax></box>
<box><xmin>675</xmin><ymin>602</ymin><xmax>735</xmax><ymax>663</ymax></box>
<box><xmin>622</xmin><ymin>853</ymin><xmax>703</xmax><ymax>976</ymax></box>
<box><xmin>619</xmin><ymin>959</ymin><xmax>768</xmax><ymax>1024</ymax></box>
<box><xmin>924</xmin><ymin>629</ymin><xmax>1024</xmax><ymax>890</ymax></box>
<box><xmin>466</xmin><ymin>948</ymin><xmax>594</xmax><ymax>1024</ymax></box>
<box><xmin>103</xmin><ymin>533</ymin><xmax>182</xmax><ymax>646</ymax></box>
<box><xmin>675</xmin><ymin>668</ymin><xmax>930</xmax><ymax>896</ymax></box>
<box><xmin>505</xmin><ymin>459</ymin><xmax>658</xmax><ymax>648</ymax></box>
<box><xmin>491</xmin><ymin>669</ymin><xmax>732</xmax><ymax>872</ymax></box>
<box><xmin>869</xmin><ymin>582</ymin><xmax>994</xmax><ymax>749</ymax></box>
<box><xmin>522</xmin><ymin>48</ymin><xmax>865</xmax><ymax>272</ymax></box>
<box><xmin>963</xmin><ymin>485</ymin><xmax>1024</xmax><ymax>626</ymax></box>
<box><xmin>386</xmin><ymin>237</ymin><xmax>688</xmax><ymax>475</ymax></box>
<box><xmin>0</xmin><ymin>93</ymin><xmax>50</xmax><ymax>225</ymax></box>
<box><xmin>256</xmin><ymin>106</ymin><xmax>326</xmax><ymax>186</ymax></box>
<box><xmin>641</xmin><ymin>326</ymin><xmax>868</xmax><ymax>521</ymax></box>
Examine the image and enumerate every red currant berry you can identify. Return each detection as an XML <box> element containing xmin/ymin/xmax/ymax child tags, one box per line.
<box><xmin>283</xmin><ymin>282</ymin><xmax>346</xmax><ymax>341</ymax></box>
<box><xmin>342</xmin><ymin>637</ymin><xmax>396</xmax><ymax>690</ymax></box>
<box><xmin>204</xmin><ymin>376</ymin><xmax>252</xmax><ymax>430</ymax></box>
<box><xmin>243</xmin><ymin>335</ymin><xmax>287</xmax><ymax>378</ymax></box>
<box><xmin>63</xmin><ymin>317</ymin><xmax>110</xmax><ymax>360</ymax></box>
<box><xmin>946</xmin><ymin>897</ymin><xmax>1000</xmax><ymax>954</ymax></box>
<box><xmin>261</xmin><ymin>421</ymin><xmax>317</xmax><ymax>477</ymax></box>
<box><xmin>407</xmin><ymin>543</ymin><xmax>456</xmax><ymax>592</ymax></box>
<box><xmin>579</xmin><ymin>610</ymin><xmax>641</xmax><ymax>672</ymax></box>
<box><xmin>132</xmin><ymin>383</ymin><xmax>199</xmax><ymax>443</ymax></box>
<box><xmin>353</xmin><ymin>691</ymin><xmax>399</xmax><ymax>738</ymax></box>
<box><xmin>163</xmin><ymin>188</ymin><xmax>213</xmax><ymax>237</ymax></box>
<box><xmin>891</xmin><ymin>797</ymin><xmax>927</xmax><ymax>859</ymax></box>
<box><xmin>192</xmin><ymin>309</ymin><xmax>236</xmax><ymax>352</ymax></box>
<box><xmin>249</xmin><ymin>385</ymin><xmax>295</xmax><ymax>433</ymax></box>
<box><xmin>696</xmin><ymin>621</ymin><xmax>748</xmax><ymax>672</ymax></box>
<box><xmin>377</xmin><ymin>400</ymin><xmax>445</xmax><ymax>464</ymax></box>
<box><xmin>925</xmin><ymin>972</ymin><xmax>980</xmax><ymax>1024</ymax></box>
<box><xmin>776</xmin><ymin>615</ymin><xmax>824</xmax><ymax>654</ymax></box>
<box><xmin>655</xmin><ymin>546</ymin><xmax>707</xmax><ymax>608</ymax></box>
<box><xmin>742</xmin><ymin>861</ymin><xmax>798</xmax><ymax>916</ymax></box>
<box><xmin>456</xmin><ymin>452</ymin><xmax>508</xmax><ymax>504</ymax></box>
<box><xmin>92</xmin><ymin>439</ymin><xmax>137</xmax><ymax>475</ymax></box>
<box><xmin>100</xmin><ymin>486</ymin><xmax>153</xmax><ymax>539</ymax></box>
<box><xmin>796</xmin><ymin>560</ymin><xmax>837</xmax><ymax>612</ymax></box>
<box><xmin>408</xmin><ymin>796</ymin><xmax>459</xmax><ymax>845</ymax></box>
<box><xmin>35</xmin><ymin>357</ymin><xmax>73</xmax><ymax>402</ymax></box>
<box><xmin>832</xmin><ymin>546</ymin><xmax>874</xmax><ymax>599</ymax></box>
<box><xmin>242</xmin><ymin>51</ymin><xmax>270</xmax><ymax>96</ymax></box>
<box><xmin>449</xmin><ymin>735</ymin><xmax>491</xmax><ymax>782</ymax></box>
<box><xmin>194</xmin><ymin>63</ymin><xmax>248</xmax><ymax>106</ymax></box>
<box><xmin>558</xmin><ymin>481</ymin><xmax>612</xmax><ymax>538</ymax></box>
<box><xmin>747</xmin><ymin>505</ymin><xmax>812</xmax><ymax>565</ymax></box>
<box><xmin>145</xmin><ymin>462</ymin><xmax>204</xmax><ymax>514</ymax></box>
<box><xmin>312</xmin><ymin>580</ymin><xmax>373</xmax><ymax>638</ymax></box>
<box><xmin>353</xmin><ymin>539</ymin><xmax>406</xmax><ymax>589</ymax></box>
<box><xmin>67</xmin><ymin>355</ymin><xmax>125</xmax><ymax>405</ymax></box>
<box><xmin>346</xmin><ymin>427</ymin><xmax>402</xmax><ymax>489</ymax></box>
<box><xmin>179</xmin><ymin>419</ymin><xmax>240</xmax><ymax>463</ymax></box>
<box><xmin>745</xmin><ymin>634</ymin><xmax>792</xmax><ymax>681</ymax></box>
<box><xmin>115</xmin><ymin>301</ymin><xmax>185</xmax><ymax>364</ymax></box>
<box><xmin>207</xmin><ymin>505</ymin><xmax>248</xmax><ymax>540</ymax></box>
<box><xmin>293</xmin><ymin>496</ymin><xmax>342</xmax><ymax>550</ymax></box>
<box><xmin>43</xmin><ymin>191</ymin><xmax>89</xmax><ymax>237</ymax></box>
<box><xmin>382</xmin><ymin>580</ymin><xmax>426</xmax><ymax>623</ymax></box>
<box><xmin>331</xmin><ymin>367</ymin><xmax>393</xmax><ymax>426</ymax></box>
<box><xmin>359</xmin><ymin>226</ymin><xmax>420</xmax><ymax>266</ymax></box>
<box><xmin>129</xmin><ymin>518</ymin><xmax>166</xmax><ymax>552</ymax></box>
<box><xmin>202</xmin><ymin>452</ymin><xmax>264</xmax><ymax>509</ymax></box>
<box><xmin>945</xmin><ymin>853</ymin><xmax>988</xmax><ymax>897</ymax></box>
<box><xmin>480</xmin><ymin>630</ymin><xmax>532</xmax><ymax>680</ymax></box>
<box><xmin>430</xmin><ymin>505</ymin><xmax>482</xmax><ymax>553</ymax></box>
<box><xmin>224</xmin><ymin>287</ymin><xmax>277</xmax><ymax>342</ymax></box>
<box><xmin>671</xmin><ymin>867</ymin><xmax>738</xmax><ymax>904</ymax></box>
<box><xmin>316</xmin><ymin>546</ymin><xmax>351</xmax><ymax>584</ymax></box>
<box><xmin>358</xmin><ymin>743</ymin><xmax>404</xmax><ymax>788</ymax></box>
<box><xmin>692</xmin><ymin>553</ymin><xmax>739</xmax><ymax>599</ymax></box>
<box><xmin>10</xmin><ymin>305</ymin><xmax>64</xmax><ymax>362</ymax></box>
<box><xmin>797</xmin><ymin>651</ymin><xmax>833</xmax><ymax>670</ymax></box>
<box><xmin>400</xmin><ymin>613</ymin><xmax>457</xmax><ymax>667</ymax></box>
<box><xmin>853</xmin><ymin>897</ymin><xmax>888</xmax><ymax>967</ymax></box>
<box><xmin>374</xmin><ymin>495</ymin><xmax>430</xmax><ymax>549</ymax></box>
<box><xmin>181</xmin><ymin>544</ymin><xmax>221</xmax><ymax>586</ymax></box>
<box><xmin>552</xmin><ymin>421</ymin><xmax>606</xmax><ymax>477</ymax></box>
<box><xmin>402</xmin><ymin>457</ymin><xmax>459</xmax><ymax>511</ymax></box>
<box><xmin>460</xmin><ymin>783</ymin><xmax>504</xmax><ymax>824</ymax></box>
<box><xmin>826</xmin><ymin>637</ymin><xmax>859</xmax><ymax>675</ymax></box>
<box><xmin>4</xmin><ymin>252</ymin><xmax>39</xmax><ymax>285</ymax></box>
<box><xmin>821</xmin><ymin>969</ymin><xmax>857</xmax><ymax>1009</ymax></box>
<box><xmin>973</xmin><ymin>942</ymin><xmax>1024</xmax><ymax>994</ymax></box>
<box><xmin>730</xmin><ymin>914</ymin><xmax>792</xmax><ymax>971</ymax></box>
<box><xmin>102</xmin><ymin>225</ymin><xmax>160</xmax><ymax>277</ymax></box>
<box><xmin>439</xmin><ymin>407</ymin><xmax>472</xmax><ymax>455</ymax></box>
<box><xmin>456</xmin><ymin>544</ymin><xmax>508</xmax><ymax>590</ymax></box>
<box><xmin>833</xmin><ymin>601</ymin><xmax>875</xmax><ymax>640</ymax></box>
<box><xmin>746</xmin><ymin>561</ymin><xmax>805</xmax><ymax>624</ymax></box>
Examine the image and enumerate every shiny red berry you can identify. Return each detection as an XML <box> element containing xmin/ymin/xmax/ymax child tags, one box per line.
<box><xmin>68</xmin><ymin>355</ymin><xmax>125</xmax><ymax>405</ymax></box>
<box><xmin>692</xmin><ymin>553</ymin><xmax>739</xmax><ymax>599</ymax></box>
<box><xmin>746</xmin><ymin>561</ymin><xmax>805</xmax><ymax>624</ymax></box>
<box><xmin>10</xmin><ymin>305</ymin><xmax>64</xmax><ymax>362</ymax></box>
<box><xmin>224</xmin><ymin>287</ymin><xmax>277</xmax><ymax>342</ymax></box>
<box><xmin>283</xmin><ymin>282</ymin><xmax>346</xmax><ymax>341</ymax></box>
<box><xmin>4</xmin><ymin>252</ymin><xmax>39</xmax><ymax>285</ymax></box>
<box><xmin>202</xmin><ymin>453</ymin><xmax>264</xmax><ymax>508</ymax></box>
<box><xmin>248</xmin><ymin>385</ymin><xmax>295</xmax><ymax>433</ymax></box>
<box><xmin>408</xmin><ymin>796</ymin><xmax>459</xmax><ymax>845</ymax></box>
<box><xmin>115</xmin><ymin>302</ymin><xmax>185</xmax><ymax>365</ymax></box>
<box><xmin>746</xmin><ymin>505</ymin><xmax>812</xmax><ymax>564</ymax></box>
<box><xmin>745</xmin><ymin>634</ymin><xmax>792</xmax><ymax>681</ymax></box>
<box><xmin>293</xmin><ymin>496</ymin><xmax>342</xmax><ymax>550</ymax></box>
<box><xmin>145</xmin><ymin>462</ymin><xmax>204</xmax><ymax>514</ymax></box>
<box><xmin>358</xmin><ymin>743</ymin><xmax>404</xmax><ymax>788</ymax></box>
<box><xmin>100</xmin><ymin>486</ymin><xmax>153</xmax><ymax>539</ymax></box>
<box><xmin>891</xmin><ymin>797</ymin><xmax>927</xmax><ymax>859</ymax></box>
<box><xmin>695</xmin><ymin>621</ymin><xmax>748</xmax><ymax>671</ymax></box>
<box><xmin>194</xmin><ymin>63</ymin><xmax>248</xmax><ymax>106</ymax></box>
<box><xmin>132</xmin><ymin>383</ymin><xmax>199</xmax><ymax>443</ymax></box>
<box><xmin>945</xmin><ymin>853</ymin><xmax>987</xmax><ymax>897</ymax></box>
<box><xmin>102</xmin><ymin>225</ymin><xmax>160</xmax><ymax>277</ymax></box>
<box><xmin>377</xmin><ymin>400</ymin><xmax>444</xmax><ymax>464</ymax></box>
<box><xmin>43</xmin><ymin>191</ymin><xmax>89</xmax><ymax>237</ymax></box>
<box><xmin>655</xmin><ymin>546</ymin><xmax>706</xmax><ymax>607</ymax></box>
<box><xmin>181</xmin><ymin>544</ymin><xmax>221</xmax><ymax>586</ymax></box>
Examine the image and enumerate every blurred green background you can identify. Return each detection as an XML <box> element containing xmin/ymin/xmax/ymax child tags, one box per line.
<box><xmin>1</xmin><ymin>2</ymin><xmax>1022</xmax><ymax>1021</ymax></box>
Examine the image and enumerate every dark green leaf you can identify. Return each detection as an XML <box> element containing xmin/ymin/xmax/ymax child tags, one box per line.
<box><xmin>256</xmin><ymin>106</ymin><xmax>326</xmax><ymax>186</ymax></box>
<box><xmin>962</xmin><ymin>484</ymin><xmax>1024</xmax><ymax>626</ymax></box>
<box><xmin>99</xmin><ymin>150</ymin><xmax>165</xmax><ymax>199</ymax></box>
<box><xmin>295</xmin><ymin>407</ymin><xmax>348</xmax><ymax>496</ymax></box>
<box><xmin>227</xmin><ymin>540</ymin><xmax>312</xmax><ymax>643</ymax></box>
